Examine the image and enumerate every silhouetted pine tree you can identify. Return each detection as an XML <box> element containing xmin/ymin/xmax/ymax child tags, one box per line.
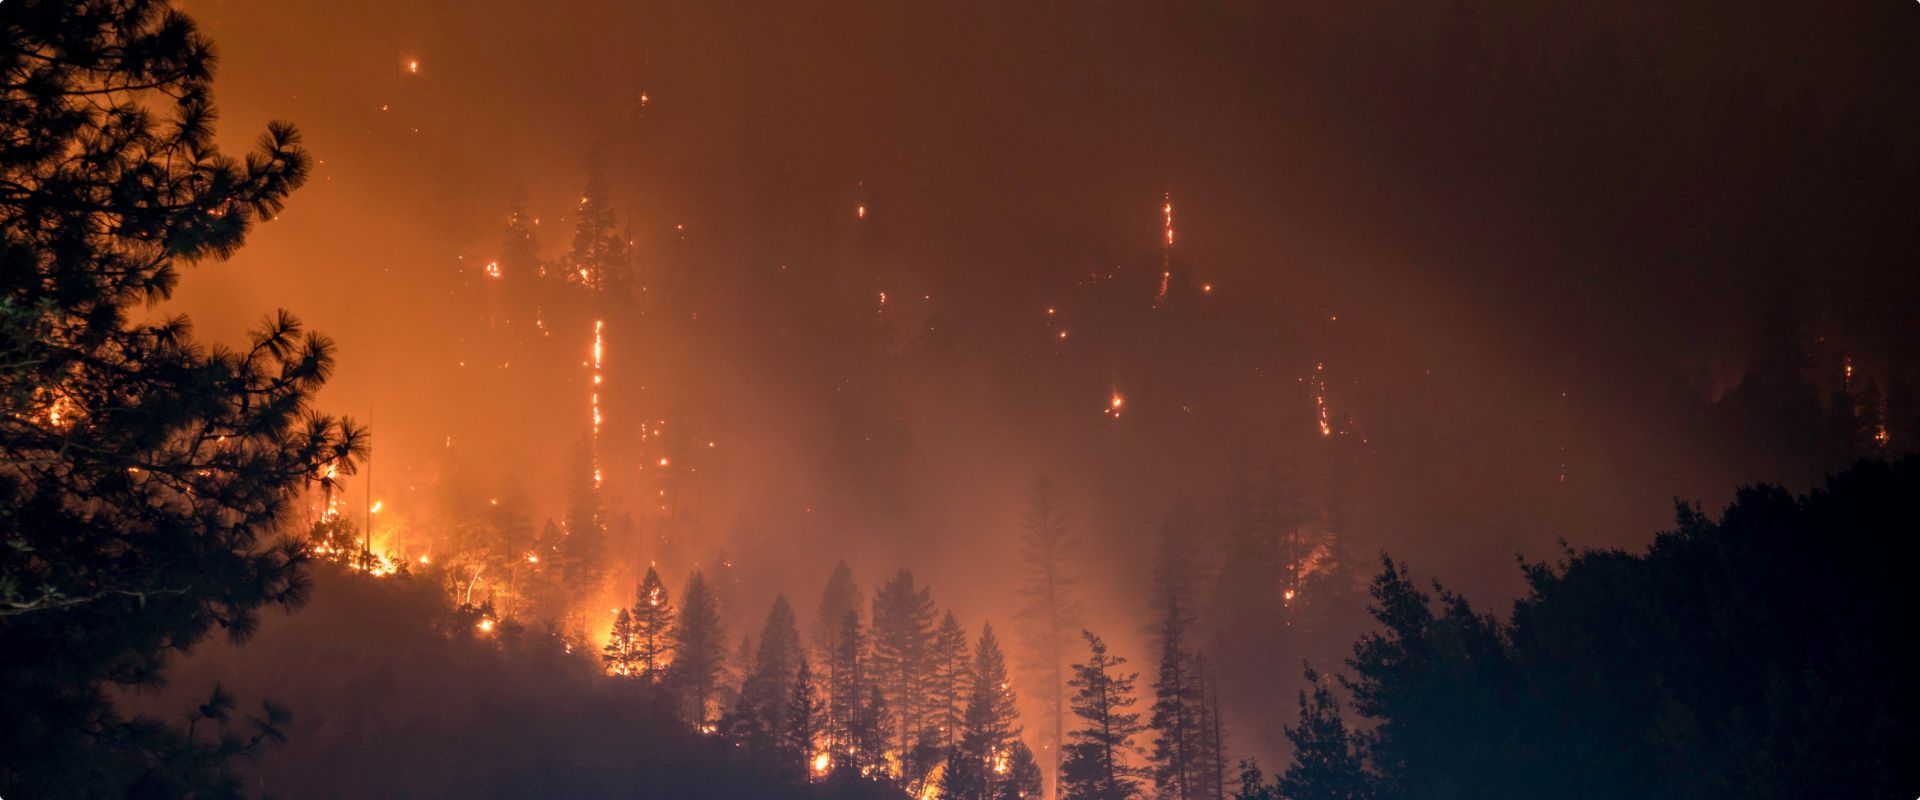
<box><xmin>872</xmin><ymin>569</ymin><xmax>938</xmax><ymax>763</ymax></box>
<box><xmin>557</xmin><ymin>438</ymin><xmax>606</xmax><ymax>626</ymax></box>
<box><xmin>950</xmin><ymin>624</ymin><xmax>1022</xmax><ymax>800</ymax></box>
<box><xmin>854</xmin><ymin>684</ymin><xmax>895</xmax><ymax>779</ymax></box>
<box><xmin>667</xmin><ymin>570</ymin><xmax>726</xmax><ymax>727</ymax></box>
<box><xmin>722</xmin><ymin>595</ymin><xmax>804</xmax><ymax>757</ymax></box>
<box><xmin>604</xmin><ymin>608</ymin><xmax>639</xmax><ymax>676</ymax></box>
<box><xmin>632</xmin><ymin>565</ymin><xmax>673</xmax><ymax>682</ymax></box>
<box><xmin>827</xmin><ymin>609</ymin><xmax>869</xmax><ymax>771</ymax></box>
<box><xmin>0</xmin><ymin>1</ymin><xmax>362</xmax><ymax>792</ymax></box>
<box><xmin>1148</xmin><ymin>505</ymin><xmax>1207</xmax><ymax>800</ymax></box>
<box><xmin>1061</xmin><ymin>631</ymin><xmax>1148</xmax><ymax>800</ymax></box>
<box><xmin>1015</xmin><ymin>477</ymin><xmax>1082</xmax><ymax>798</ymax></box>
<box><xmin>999</xmin><ymin>739</ymin><xmax>1045</xmax><ymax>800</ymax></box>
<box><xmin>815</xmin><ymin>561</ymin><xmax>864</xmax><ymax>757</ymax></box>
<box><xmin>1191</xmin><ymin>654</ymin><xmax>1229</xmax><ymax>800</ymax></box>
<box><xmin>783</xmin><ymin>657</ymin><xmax>824</xmax><ymax>783</ymax></box>
<box><xmin>1276</xmin><ymin>668</ymin><xmax>1368</xmax><ymax>800</ymax></box>
<box><xmin>568</xmin><ymin>153</ymin><xmax>631</xmax><ymax>298</ymax></box>
<box><xmin>932</xmin><ymin>609</ymin><xmax>971</xmax><ymax>750</ymax></box>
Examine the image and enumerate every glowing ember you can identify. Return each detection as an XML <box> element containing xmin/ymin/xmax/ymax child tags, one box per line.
<box><xmin>1312</xmin><ymin>362</ymin><xmax>1332</xmax><ymax>436</ymax></box>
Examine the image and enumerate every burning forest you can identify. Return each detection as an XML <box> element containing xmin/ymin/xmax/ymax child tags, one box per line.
<box><xmin>5</xmin><ymin>0</ymin><xmax>1920</xmax><ymax>798</ymax></box>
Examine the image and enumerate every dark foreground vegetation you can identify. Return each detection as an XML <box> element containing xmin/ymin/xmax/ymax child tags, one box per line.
<box><xmin>1247</xmin><ymin>458</ymin><xmax>1920</xmax><ymax>800</ymax></box>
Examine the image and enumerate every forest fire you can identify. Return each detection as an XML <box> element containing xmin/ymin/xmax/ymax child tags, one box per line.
<box><xmin>4</xmin><ymin>1</ymin><xmax>1918</xmax><ymax>799</ymax></box>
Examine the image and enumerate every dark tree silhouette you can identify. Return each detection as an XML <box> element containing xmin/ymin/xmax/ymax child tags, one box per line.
<box><xmin>1061</xmin><ymin>631</ymin><xmax>1148</xmax><ymax>800</ymax></box>
<box><xmin>816</xmin><ymin>561</ymin><xmax>864</xmax><ymax>757</ymax></box>
<box><xmin>632</xmin><ymin>565</ymin><xmax>674</xmax><ymax>682</ymax></box>
<box><xmin>1148</xmin><ymin>505</ymin><xmax>1206</xmax><ymax>800</ymax></box>
<box><xmin>1282</xmin><ymin>458</ymin><xmax>1920</xmax><ymax>799</ymax></box>
<box><xmin>1015</xmin><ymin>477</ymin><xmax>1082</xmax><ymax>798</ymax></box>
<box><xmin>872</xmin><ymin>568</ymin><xmax>938</xmax><ymax>767</ymax></box>
<box><xmin>948</xmin><ymin>623</ymin><xmax>1023</xmax><ymax>800</ymax></box>
<box><xmin>668</xmin><ymin>570</ymin><xmax>726</xmax><ymax>728</ymax></box>
<box><xmin>931</xmin><ymin>609</ymin><xmax>971</xmax><ymax>750</ymax></box>
<box><xmin>0</xmin><ymin>0</ymin><xmax>364</xmax><ymax>793</ymax></box>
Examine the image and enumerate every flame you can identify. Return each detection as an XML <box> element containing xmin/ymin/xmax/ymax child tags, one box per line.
<box><xmin>1312</xmin><ymin>362</ymin><xmax>1332</xmax><ymax>436</ymax></box>
<box><xmin>476</xmin><ymin>618</ymin><xmax>495</xmax><ymax>633</ymax></box>
<box><xmin>812</xmin><ymin>752</ymin><xmax>831</xmax><ymax>776</ymax></box>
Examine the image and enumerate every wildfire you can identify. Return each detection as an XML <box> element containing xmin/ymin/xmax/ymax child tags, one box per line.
<box><xmin>1311</xmin><ymin>362</ymin><xmax>1332</xmax><ymax>436</ymax></box>
<box><xmin>812</xmin><ymin>752</ymin><xmax>831</xmax><ymax>776</ymax></box>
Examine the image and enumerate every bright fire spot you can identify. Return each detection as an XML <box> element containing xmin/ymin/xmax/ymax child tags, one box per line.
<box><xmin>476</xmin><ymin>618</ymin><xmax>495</xmax><ymax>633</ymax></box>
<box><xmin>1312</xmin><ymin>362</ymin><xmax>1333</xmax><ymax>436</ymax></box>
<box><xmin>812</xmin><ymin>752</ymin><xmax>831</xmax><ymax>776</ymax></box>
<box><xmin>1283</xmin><ymin>588</ymin><xmax>1297</xmax><ymax>603</ymax></box>
<box><xmin>1202</xmin><ymin>283</ymin><xmax>1213</xmax><ymax>293</ymax></box>
<box><xmin>658</xmin><ymin>457</ymin><xmax>670</xmax><ymax>467</ymax></box>
<box><xmin>406</xmin><ymin>59</ymin><xmax>420</xmax><ymax>74</ymax></box>
<box><xmin>484</xmin><ymin>261</ymin><xmax>501</xmax><ymax>278</ymax></box>
<box><xmin>369</xmin><ymin>500</ymin><xmax>384</xmax><ymax>513</ymax></box>
<box><xmin>856</xmin><ymin>204</ymin><xmax>866</xmax><ymax>219</ymax></box>
<box><xmin>418</xmin><ymin>555</ymin><xmax>430</xmax><ymax>565</ymax></box>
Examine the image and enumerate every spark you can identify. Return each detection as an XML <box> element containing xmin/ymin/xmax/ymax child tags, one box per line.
<box><xmin>856</xmin><ymin>204</ymin><xmax>867</xmax><ymax>220</ymax></box>
<box><xmin>406</xmin><ymin>59</ymin><xmax>420</xmax><ymax>74</ymax></box>
<box><xmin>418</xmin><ymin>555</ymin><xmax>430</xmax><ymax>565</ymax></box>
<box><xmin>369</xmin><ymin>500</ymin><xmax>384</xmax><ymax>513</ymax></box>
<box><xmin>658</xmin><ymin>456</ymin><xmax>670</xmax><ymax>467</ymax></box>
<box><xmin>477</xmin><ymin>618</ymin><xmax>495</xmax><ymax>633</ymax></box>
<box><xmin>1106</xmin><ymin>391</ymin><xmax>1125</xmax><ymax>418</ymax></box>
<box><xmin>484</xmin><ymin>261</ymin><xmax>501</xmax><ymax>278</ymax></box>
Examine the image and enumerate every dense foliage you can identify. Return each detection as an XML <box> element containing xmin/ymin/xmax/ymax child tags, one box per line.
<box><xmin>1262</xmin><ymin>458</ymin><xmax>1920</xmax><ymax>799</ymax></box>
<box><xmin>0</xmin><ymin>0</ymin><xmax>363</xmax><ymax>794</ymax></box>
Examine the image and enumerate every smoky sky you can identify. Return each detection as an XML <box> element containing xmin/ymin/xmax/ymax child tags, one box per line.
<box><xmin>161</xmin><ymin>0</ymin><xmax>1920</xmax><ymax>764</ymax></box>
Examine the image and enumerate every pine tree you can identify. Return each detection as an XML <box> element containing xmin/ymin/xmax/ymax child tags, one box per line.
<box><xmin>557</xmin><ymin>438</ymin><xmax>606</xmax><ymax>616</ymax></box>
<box><xmin>1231</xmin><ymin>761</ymin><xmax>1278</xmax><ymax>800</ymax></box>
<box><xmin>784</xmin><ymin>657</ymin><xmax>824</xmax><ymax>784</ymax></box>
<box><xmin>568</xmin><ymin>153</ymin><xmax>631</xmax><ymax>298</ymax></box>
<box><xmin>604</xmin><ymin>608</ymin><xmax>639</xmax><ymax>677</ymax></box>
<box><xmin>1062</xmin><ymin>631</ymin><xmax>1148</xmax><ymax>800</ymax></box>
<box><xmin>932</xmin><ymin>609</ymin><xmax>972</xmax><ymax>750</ymax></box>
<box><xmin>854</xmin><ymin>683</ymin><xmax>895</xmax><ymax>779</ymax></box>
<box><xmin>826</xmin><ymin>609</ymin><xmax>869</xmax><ymax>770</ymax></box>
<box><xmin>1148</xmin><ymin>505</ymin><xmax>1206</xmax><ymax>800</ymax></box>
<box><xmin>632</xmin><ymin>565</ymin><xmax>673</xmax><ymax>682</ymax></box>
<box><xmin>872</xmin><ymin>569</ymin><xmax>938</xmax><ymax>762</ymax></box>
<box><xmin>1015</xmin><ymin>477</ymin><xmax>1082</xmax><ymax>799</ymax></box>
<box><xmin>1276</xmin><ymin>668</ymin><xmax>1368</xmax><ymax>800</ymax></box>
<box><xmin>1000</xmin><ymin>739</ymin><xmax>1046</xmax><ymax>800</ymax></box>
<box><xmin>953</xmin><ymin>623</ymin><xmax>1023</xmax><ymax>800</ymax></box>
<box><xmin>668</xmin><ymin>570</ymin><xmax>726</xmax><ymax>728</ymax></box>
<box><xmin>1191</xmin><ymin>654</ymin><xmax>1229</xmax><ymax>800</ymax></box>
<box><xmin>722</xmin><ymin>595</ymin><xmax>804</xmax><ymax>757</ymax></box>
<box><xmin>0</xmin><ymin>1</ymin><xmax>360</xmax><ymax>792</ymax></box>
<box><xmin>815</xmin><ymin>561</ymin><xmax>863</xmax><ymax>758</ymax></box>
